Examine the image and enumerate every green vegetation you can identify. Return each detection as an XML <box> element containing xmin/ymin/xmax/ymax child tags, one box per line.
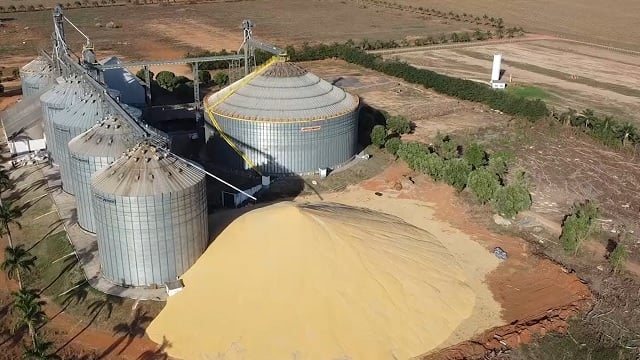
<box><xmin>385</xmin><ymin>115</ymin><xmax>411</xmax><ymax>135</ymax></box>
<box><xmin>370</xmin><ymin>125</ymin><xmax>387</xmax><ymax>148</ymax></box>
<box><xmin>492</xmin><ymin>172</ymin><xmax>532</xmax><ymax>218</ymax></box>
<box><xmin>553</xmin><ymin>108</ymin><xmax>640</xmax><ymax>149</ymax></box>
<box><xmin>560</xmin><ymin>201</ymin><xmax>600</xmax><ymax>255</ymax></box>
<box><xmin>134</xmin><ymin>68</ymin><xmax>154</xmax><ymax>83</ymax></box>
<box><xmin>463</xmin><ymin>143</ymin><xmax>486</xmax><ymax>169</ymax></box>
<box><xmin>1</xmin><ymin>245</ymin><xmax>36</xmax><ymax>289</ymax></box>
<box><xmin>198</xmin><ymin>70</ymin><xmax>212</xmax><ymax>84</ymax></box>
<box><xmin>610</xmin><ymin>242</ymin><xmax>628</xmax><ymax>274</ymax></box>
<box><xmin>213</xmin><ymin>72</ymin><xmax>229</xmax><ymax>86</ymax></box>
<box><xmin>0</xmin><ymin>200</ymin><xmax>23</xmax><ymax>248</ymax></box>
<box><xmin>508</xmin><ymin>85</ymin><xmax>551</xmax><ymax>100</ymax></box>
<box><xmin>155</xmin><ymin>70</ymin><xmax>176</xmax><ymax>90</ymax></box>
<box><xmin>384</xmin><ymin>137</ymin><xmax>402</xmax><ymax>155</ymax></box>
<box><xmin>468</xmin><ymin>168</ymin><xmax>500</xmax><ymax>204</ymax></box>
<box><xmin>442</xmin><ymin>158</ymin><xmax>472</xmax><ymax>192</ymax></box>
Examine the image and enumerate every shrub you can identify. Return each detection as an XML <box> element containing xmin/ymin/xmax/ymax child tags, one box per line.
<box><xmin>135</xmin><ymin>68</ymin><xmax>154</xmax><ymax>82</ymax></box>
<box><xmin>560</xmin><ymin>201</ymin><xmax>600</xmax><ymax>255</ymax></box>
<box><xmin>155</xmin><ymin>71</ymin><xmax>176</xmax><ymax>90</ymax></box>
<box><xmin>442</xmin><ymin>158</ymin><xmax>472</xmax><ymax>192</ymax></box>
<box><xmin>435</xmin><ymin>135</ymin><xmax>458</xmax><ymax>160</ymax></box>
<box><xmin>0</xmin><ymin>84</ymin><xmax>4</xmax><ymax>94</ymax></box>
<box><xmin>27</xmin><ymin>5</ymin><xmax>35</xmax><ymax>11</ymax></box>
<box><xmin>384</xmin><ymin>137</ymin><xmax>402</xmax><ymax>155</ymax></box>
<box><xmin>487</xmin><ymin>153</ymin><xmax>508</xmax><ymax>180</ymax></box>
<box><xmin>197</xmin><ymin>70</ymin><xmax>211</xmax><ymax>84</ymax></box>
<box><xmin>610</xmin><ymin>242</ymin><xmax>628</xmax><ymax>274</ymax></box>
<box><xmin>463</xmin><ymin>143</ymin><xmax>486</xmax><ymax>169</ymax></box>
<box><xmin>370</xmin><ymin>125</ymin><xmax>387</xmax><ymax>148</ymax></box>
<box><xmin>8</xmin><ymin>5</ymin><xmax>16</xmax><ymax>11</ymax></box>
<box><xmin>468</xmin><ymin>168</ymin><xmax>499</xmax><ymax>204</ymax></box>
<box><xmin>386</xmin><ymin>115</ymin><xmax>411</xmax><ymax>135</ymax></box>
<box><xmin>493</xmin><ymin>173</ymin><xmax>531</xmax><ymax>217</ymax></box>
<box><xmin>397</xmin><ymin>142</ymin><xmax>428</xmax><ymax>170</ymax></box>
<box><xmin>418</xmin><ymin>152</ymin><xmax>445</xmax><ymax>180</ymax></box>
<box><xmin>213</xmin><ymin>72</ymin><xmax>229</xmax><ymax>86</ymax></box>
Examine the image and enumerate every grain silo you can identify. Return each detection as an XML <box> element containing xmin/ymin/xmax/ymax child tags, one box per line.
<box><xmin>53</xmin><ymin>92</ymin><xmax>107</xmax><ymax>194</ymax></box>
<box><xmin>205</xmin><ymin>62</ymin><xmax>360</xmax><ymax>175</ymax></box>
<box><xmin>20</xmin><ymin>57</ymin><xmax>54</xmax><ymax>98</ymax></box>
<box><xmin>68</xmin><ymin>115</ymin><xmax>141</xmax><ymax>233</ymax></box>
<box><xmin>91</xmin><ymin>143</ymin><xmax>208</xmax><ymax>287</ymax></box>
<box><xmin>40</xmin><ymin>76</ymin><xmax>85</xmax><ymax>162</ymax></box>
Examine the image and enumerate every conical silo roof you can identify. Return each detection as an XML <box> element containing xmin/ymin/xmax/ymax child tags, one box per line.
<box><xmin>40</xmin><ymin>76</ymin><xmax>86</xmax><ymax>162</ymax></box>
<box><xmin>20</xmin><ymin>57</ymin><xmax>49</xmax><ymax>76</ymax></box>
<box><xmin>91</xmin><ymin>143</ymin><xmax>205</xmax><ymax>197</ymax></box>
<box><xmin>68</xmin><ymin>114</ymin><xmax>140</xmax><ymax>158</ymax></box>
<box><xmin>53</xmin><ymin>91</ymin><xmax>107</xmax><ymax>194</ymax></box>
<box><xmin>206</xmin><ymin>62</ymin><xmax>358</xmax><ymax>122</ymax></box>
<box><xmin>69</xmin><ymin>114</ymin><xmax>142</xmax><ymax>232</ymax></box>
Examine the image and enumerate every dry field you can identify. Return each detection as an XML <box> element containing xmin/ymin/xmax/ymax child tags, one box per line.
<box><xmin>391</xmin><ymin>0</ymin><xmax>640</xmax><ymax>50</ymax></box>
<box><xmin>387</xmin><ymin>40</ymin><xmax>640</xmax><ymax>123</ymax></box>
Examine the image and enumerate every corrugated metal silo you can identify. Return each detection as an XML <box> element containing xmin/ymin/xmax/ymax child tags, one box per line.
<box><xmin>68</xmin><ymin>115</ymin><xmax>140</xmax><ymax>233</ymax></box>
<box><xmin>40</xmin><ymin>77</ymin><xmax>85</xmax><ymax>162</ymax></box>
<box><xmin>205</xmin><ymin>62</ymin><xmax>360</xmax><ymax>175</ymax></box>
<box><xmin>121</xmin><ymin>103</ymin><xmax>143</xmax><ymax>122</ymax></box>
<box><xmin>53</xmin><ymin>92</ymin><xmax>107</xmax><ymax>194</ymax></box>
<box><xmin>91</xmin><ymin>143</ymin><xmax>208</xmax><ymax>287</ymax></box>
<box><xmin>20</xmin><ymin>57</ymin><xmax>54</xmax><ymax>98</ymax></box>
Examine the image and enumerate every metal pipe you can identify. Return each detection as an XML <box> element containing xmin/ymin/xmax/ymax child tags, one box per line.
<box><xmin>63</xmin><ymin>16</ymin><xmax>91</xmax><ymax>44</ymax></box>
<box><xmin>175</xmin><ymin>155</ymin><xmax>257</xmax><ymax>201</ymax></box>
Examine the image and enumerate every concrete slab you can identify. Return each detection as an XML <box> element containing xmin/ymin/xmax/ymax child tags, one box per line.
<box><xmin>42</xmin><ymin>164</ymin><xmax>167</xmax><ymax>301</ymax></box>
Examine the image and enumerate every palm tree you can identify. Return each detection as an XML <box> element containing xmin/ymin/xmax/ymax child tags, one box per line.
<box><xmin>0</xmin><ymin>200</ymin><xmax>22</xmax><ymax>248</ymax></box>
<box><xmin>22</xmin><ymin>334</ymin><xmax>60</xmax><ymax>360</ymax></box>
<box><xmin>0</xmin><ymin>168</ymin><xmax>12</xmax><ymax>198</ymax></box>
<box><xmin>580</xmin><ymin>109</ymin><xmax>596</xmax><ymax>130</ymax></box>
<box><xmin>1</xmin><ymin>245</ymin><xmax>36</xmax><ymax>289</ymax></box>
<box><xmin>12</xmin><ymin>288</ymin><xmax>43</xmax><ymax>307</ymax></box>
<box><xmin>13</xmin><ymin>295</ymin><xmax>47</xmax><ymax>346</ymax></box>
<box><xmin>616</xmin><ymin>123</ymin><xmax>637</xmax><ymax>147</ymax></box>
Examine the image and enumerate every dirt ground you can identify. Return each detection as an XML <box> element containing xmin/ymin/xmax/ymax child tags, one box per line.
<box><xmin>389</xmin><ymin>0</ymin><xmax>640</xmax><ymax>50</ymax></box>
<box><xmin>388</xmin><ymin>39</ymin><xmax>640</xmax><ymax>123</ymax></box>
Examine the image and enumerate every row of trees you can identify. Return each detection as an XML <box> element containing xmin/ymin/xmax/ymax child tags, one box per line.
<box><xmin>362</xmin><ymin>0</ymin><xmax>510</xmax><ymax>29</ymax></box>
<box><xmin>134</xmin><ymin>69</ymin><xmax>229</xmax><ymax>98</ymax></box>
<box><xmin>552</xmin><ymin>108</ymin><xmax>639</xmax><ymax>149</ymax></box>
<box><xmin>0</xmin><ymin>169</ymin><xmax>60</xmax><ymax>359</ymax></box>
<box><xmin>368</xmin><ymin>113</ymin><xmax>532</xmax><ymax>217</ymax></box>
<box><xmin>284</xmin><ymin>42</ymin><xmax>549</xmax><ymax>121</ymax></box>
<box><xmin>0</xmin><ymin>0</ymin><xmax>117</xmax><ymax>12</ymax></box>
<box><xmin>559</xmin><ymin>201</ymin><xmax>629</xmax><ymax>274</ymax></box>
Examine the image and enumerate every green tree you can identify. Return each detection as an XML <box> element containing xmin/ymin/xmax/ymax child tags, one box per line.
<box><xmin>492</xmin><ymin>172</ymin><xmax>531</xmax><ymax>217</ymax></box>
<box><xmin>397</xmin><ymin>142</ymin><xmax>428</xmax><ymax>170</ymax></box>
<box><xmin>487</xmin><ymin>154</ymin><xmax>508</xmax><ymax>179</ymax></box>
<box><xmin>1</xmin><ymin>245</ymin><xmax>36</xmax><ymax>289</ymax></box>
<box><xmin>0</xmin><ymin>168</ymin><xmax>12</xmax><ymax>197</ymax></box>
<box><xmin>384</xmin><ymin>137</ymin><xmax>402</xmax><ymax>155</ymax></box>
<box><xmin>197</xmin><ymin>70</ymin><xmax>212</xmax><ymax>84</ymax></box>
<box><xmin>434</xmin><ymin>134</ymin><xmax>458</xmax><ymax>160</ymax></box>
<box><xmin>560</xmin><ymin>201</ymin><xmax>599</xmax><ymax>255</ymax></box>
<box><xmin>463</xmin><ymin>143</ymin><xmax>486</xmax><ymax>169</ymax></box>
<box><xmin>417</xmin><ymin>152</ymin><xmax>445</xmax><ymax>180</ymax></box>
<box><xmin>468</xmin><ymin>168</ymin><xmax>499</xmax><ymax>204</ymax></box>
<box><xmin>609</xmin><ymin>242</ymin><xmax>628</xmax><ymax>274</ymax></box>
<box><xmin>370</xmin><ymin>125</ymin><xmax>387</xmax><ymax>148</ymax></box>
<box><xmin>385</xmin><ymin>115</ymin><xmax>411</xmax><ymax>135</ymax></box>
<box><xmin>135</xmin><ymin>68</ymin><xmax>154</xmax><ymax>83</ymax></box>
<box><xmin>213</xmin><ymin>72</ymin><xmax>229</xmax><ymax>86</ymax></box>
<box><xmin>442</xmin><ymin>158</ymin><xmax>472</xmax><ymax>192</ymax></box>
<box><xmin>22</xmin><ymin>336</ymin><xmax>61</xmax><ymax>360</ymax></box>
<box><xmin>13</xmin><ymin>291</ymin><xmax>47</xmax><ymax>346</ymax></box>
<box><xmin>155</xmin><ymin>71</ymin><xmax>176</xmax><ymax>90</ymax></box>
<box><xmin>0</xmin><ymin>201</ymin><xmax>22</xmax><ymax>248</ymax></box>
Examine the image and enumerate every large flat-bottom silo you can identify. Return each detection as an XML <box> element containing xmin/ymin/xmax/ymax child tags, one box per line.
<box><xmin>91</xmin><ymin>143</ymin><xmax>208</xmax><ymax>287</ymax></box>
<box><xmin>68</xmin><ymin>115</ymin><xmax>140</xmax><ymax>233</ymax></box>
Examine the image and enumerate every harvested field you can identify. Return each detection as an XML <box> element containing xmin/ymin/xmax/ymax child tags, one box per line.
<box><xmin>387</xmin><ymin>40</ymin><xmax>640</xmax><ymax>123</ymax></box>
<box><xmin>390</xmin><ymin>0</ymin><xmax>640</xmax><ymax>50</ymax></box>
<box><xmin>304</xmin><ymin>59</ymin><xmax>511</xmax><ymax>141</ymax></box>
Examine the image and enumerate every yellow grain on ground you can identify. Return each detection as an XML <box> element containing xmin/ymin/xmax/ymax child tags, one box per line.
<box><xmin>147</xmin><ymin>201</ymin><xmax>488</xmax><ymax>359</ymax></box>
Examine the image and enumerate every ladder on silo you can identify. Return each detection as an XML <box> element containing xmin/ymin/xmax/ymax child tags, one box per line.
<box><xmin>205</xmin><ymin>55</ymin><xmax>286</xmax><ymax>176</ymax></box>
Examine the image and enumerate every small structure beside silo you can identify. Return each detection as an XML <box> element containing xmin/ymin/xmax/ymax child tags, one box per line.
<box><xmin>68</xmin><ymin>114</ymin><xmax>141</xmax><ymax>233</ymax></box>
<box><xmin>91</xmin><ymin>143</ymin><xmax>208</xmax><ymax>287</ymax></box>
<box><xmin>205</xmin><ymin>61</ymin><xmax>360</xmax><ymax>175</ymax></box>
